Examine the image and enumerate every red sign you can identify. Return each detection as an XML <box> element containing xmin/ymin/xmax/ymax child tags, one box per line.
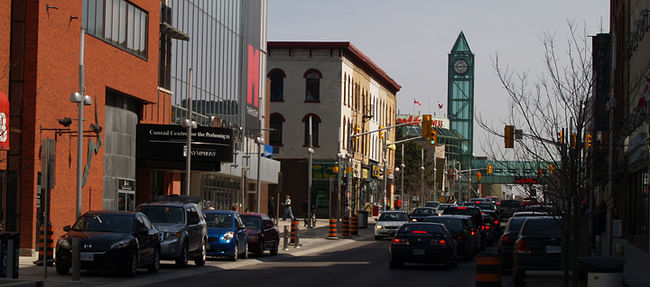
<box><xmin>0</xmin><ymin>91</ymin><xmax>8</xmax><ymax>150</ymax></box>
<box><xmin>396</xmin><ymin>115</ymin><xmax>446</xmax><ymax>128</ymax></box>
<box><xmin>514</xmin><ymin>177</ymin><xmax>538</xmax><ymax>184</ymax></box>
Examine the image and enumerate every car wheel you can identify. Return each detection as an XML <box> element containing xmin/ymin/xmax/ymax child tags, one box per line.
<box><xmin>148</xmin><ymin>247</ymin><xmax>160</xmax><ymax>273</ymax></box>
<box><xmin>55</xmin><ymin>260</ymin><xmax>69</xmax><ymax>275</ymax></box>
<box><xmin>257</xmin><ymin>239</ymin><xmax>265</xmax><ymax>257</ymax></box>
<box><xmin>175</xmin><ymin>243</ymin><xmax>189</xmax><ymax>267</ymax></box>
<box><xmin>123</xmin><ymin>252</ymin><xmax>138</xmax><ymax>277</ymax></box>
<box><xmin>270</xmin><ymin>239</ymin><xmax>279</xmax><ymax>256</ymax></box>
<box><xmin>242</xmin><ymin>242</ymin><xmax>249</xmax><ymax>259</ymax></box>
<box><xmin>194</xmin><ymin>239</ymin><xmax>206</xmax><ymax>266</ymax></box>
<box><xmin>230</xmin><ymin>243</ymin><xmax>238</xmax><ymax>261</ymax></box>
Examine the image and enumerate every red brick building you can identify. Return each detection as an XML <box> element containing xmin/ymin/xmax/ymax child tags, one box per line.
<box><xmin>5</xmin><ymin>0</ymin><xmax>167</xmax><ymax>254</ymax></box>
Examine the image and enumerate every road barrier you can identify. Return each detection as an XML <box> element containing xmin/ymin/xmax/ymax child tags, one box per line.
<box><xmin>327</xmin><ymin>219</ymin><xmax>338</xmax><ymax>239</ymax></box>
<box><xmin>290</xmin><ymin>220</ymin><xmax>299</xmax><ymax>243</ymax></box>
<box><xmin>475</xmin><ymin>252</ymin><xmax>501</xmax><ymax>287</ymax></box>
<box><xmin>34</xmin><ymin>223</ymin><xmax>53</xmax><ymax>266</ymax></box>
<box><xmin>350</xmin><ymin>215</ymin><xmax>358</xmax><ymax>236</ymax></box>
<box><xmin>342</xmin><ymin>217</ymin><xmax>350</xmax><ymax>237</ymax></box>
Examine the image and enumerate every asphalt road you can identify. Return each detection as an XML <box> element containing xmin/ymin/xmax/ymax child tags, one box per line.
<box><xmin>146</xmin><ymin>238</ymin><xmax>479</xmax><ymax>287</ymax></box>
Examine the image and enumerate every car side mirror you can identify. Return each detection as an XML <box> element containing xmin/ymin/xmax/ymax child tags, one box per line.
<box><xmin>63</xmin><ymin>225</ymin><xmax>71</xmax><ymax>232</ymax></box>
<box><xmin>239</xmin><ymin>224</ymin><xmax>247</xmax><ymax>230</ymax></box>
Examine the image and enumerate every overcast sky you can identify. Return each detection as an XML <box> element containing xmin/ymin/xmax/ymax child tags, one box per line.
<box><xmin>267</xmin><ymin>0</ymin><xmax>610</xmax><ymax>155</ymax></box>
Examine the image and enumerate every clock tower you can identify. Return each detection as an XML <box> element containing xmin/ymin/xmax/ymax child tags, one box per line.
<box><xmin>447</xmin><ymin>31</ymin><xmax>474</xmax><ymax>170</ymax></box>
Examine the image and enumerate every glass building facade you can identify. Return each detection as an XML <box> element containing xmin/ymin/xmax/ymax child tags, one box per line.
<box><xmin>166</xmin><ymin>0</ymin><xmax>244</xmax><ymax>127</ymax></box>
<box><xmin>447</xmin><ymin>32</ymin><xmax>474</xmax><ymax>169</ymax></box>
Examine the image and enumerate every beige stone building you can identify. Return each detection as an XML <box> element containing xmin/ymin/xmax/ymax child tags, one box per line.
<box><xmin>267</xmin><ymin>41</ymin><xmax>400</xmax><ymax>217</ymax></box>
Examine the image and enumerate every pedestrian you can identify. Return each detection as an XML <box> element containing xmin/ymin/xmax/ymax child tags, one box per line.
<box><xmin>282</xmin><ymin>194</ymin><xmax>295</xmax><ymax>221</ymax></box>
<box><xmin>268</xmin><ymin>196</ymin><xmax>276</xmax><ymax>220</ymax></box>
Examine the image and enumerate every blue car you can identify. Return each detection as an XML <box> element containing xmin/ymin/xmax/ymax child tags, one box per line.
<box><xmin>203</xmin><ymin>210</ymin><xmax>249</xmax><ymax>260</ymax></box>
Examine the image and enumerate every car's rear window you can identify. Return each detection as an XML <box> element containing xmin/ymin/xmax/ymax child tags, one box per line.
<box><xmin>505</xmin><ymin>217</ymin><xmax>528</xmax><ymax>233</ymax></box>
<box><xmin>379</xmin><ymin>212</ymin><xmax>408</xmax><ymax>221</ymax></box>
<box><xmin>412</xmin><ymin>208</ymin><xmax>436</xmax><ymax>216</ymax></box>
<box><xmin>424</xmin><ymin>202</ymin><xmax>440</xmax><ymax>208</ymax></box>
<box><xmin>399</xmin><ymin>223</ymin><xmax>444</xmax><ymax>235</ymax></box>
<box><xmin>423</xmin><ymin>217</ymin><xmax>463</xmax><ymax>232</ymax></box>
<box><xmin>521</xmin><ymin>218</ymin><xmax>562</xmax><ymax>237</ymax></box>
<box><xmin>502</xmin><ymin>200</ymin><xmax>522</xmax><ymax>207</ymax></box>
<box><xmin>444</xmin><ymin>207</ymin><xmax>479</xmax><ymax>216</ymax></box>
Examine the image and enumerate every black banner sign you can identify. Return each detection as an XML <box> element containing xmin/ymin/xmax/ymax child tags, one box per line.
<box><xmin>136</xmin><ymin>124</ymin><xmax>233</xmax><ymax>171</ymax></box>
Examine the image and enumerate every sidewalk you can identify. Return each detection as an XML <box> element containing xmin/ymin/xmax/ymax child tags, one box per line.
<box><xmin>14</xmin><ymin>217</ymin><xmax>375</xmax><ymax>286</ymax></box>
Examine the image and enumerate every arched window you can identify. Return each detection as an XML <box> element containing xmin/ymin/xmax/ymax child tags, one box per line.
<box><xmin>270</xmin><ymin>113</ymin><xmax>285</xmax><ymax>145</ymax></box>
<box><xmin>268</xmin><ymin>69</ymin><xmax>285</xmax><ymax>101</ymax></box>
<box><xmin>304</xmin><ymin>69</ymin><xmax>322</xmax><ymax>102</ymax></box>
<box><xmin>303</xmin><ymin>114</ymin><xmax>321</xmax><ymax>146</ymax></box>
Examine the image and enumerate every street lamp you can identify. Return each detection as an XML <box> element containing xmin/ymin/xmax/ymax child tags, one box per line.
<box><xmin>400</xmin><ymin>162</ymin><xmax>405</xmax><ymax>210</ymax></box>
<box><xmin>394</xmin><ymin>166</ymin><xmax>400</xmax><ymax>209</ymax></box>
<box><xmin>255</xmin><ymin>136</ymin><xmax>264</xmax><ymax>213</ymax></box>
<box><xmin>70</xmin><ymin>92</ymin><xmax>92</xmax><ymax>220</ymax></box>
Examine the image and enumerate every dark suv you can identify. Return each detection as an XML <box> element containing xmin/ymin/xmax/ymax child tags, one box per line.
<box><xmin>137</xmin><ymin>198</ymin><xmax>207</xmax><ymax>267</ymax></box>
<box><xmin>442</xmin><ymin>206</ymin><xmax>486</xmax><ymax>247</ymax></box>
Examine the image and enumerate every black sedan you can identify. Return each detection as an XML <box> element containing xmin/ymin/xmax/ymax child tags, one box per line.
<box><xmin>498</xmin><ymin>216</ymin><xmax>528</xmax><ymax>269</ymax></box>
<box><xmin>409</xmin><ymin>207</ymin><xmax>437</xmax><ymax>222</ymax></box>
<box><xmin>424</xmin><ymin>215</ymin><xmax>479</xmax><ymax>259</ymax></box>
<box><xmin>55</xmin><ymin>211</ymin><xmax>161</xmax><ymax>276</ymax></box>
<box><xmin>513</xmin><ymin>216</ymin><xmax>564</xmax><ymax>286</ymax></box>
<box><xmin>389</xmin><ymin>222</ymin><xmax>457</xmax><ymax>269</ymax></box>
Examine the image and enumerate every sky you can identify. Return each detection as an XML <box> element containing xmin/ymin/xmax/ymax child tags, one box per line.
<box><xmin>267</xmin><ymin>0</ymin><xmax>610</xmax><ymax>155</ymax></box>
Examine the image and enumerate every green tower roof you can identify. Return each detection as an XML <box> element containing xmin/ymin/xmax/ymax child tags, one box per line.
<box><xmin>451</xmin><ymin>31</ymin><xmax>472</xmax><ymax>53</ymax></box>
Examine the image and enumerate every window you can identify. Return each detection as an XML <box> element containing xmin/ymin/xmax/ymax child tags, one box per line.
<box><xmin>83</xmin><ymin>0</ymin><xmax>148</xmax><ymax>58</ymax></box>
<box><xmin>118</xmin><ymin>191</ymin><xmax>135</xmax><ymax>211</ymax></box>
<box><xmin>269</xmin><ymin>69</ymin><xmax>285</xmax><ymax>101</ymax></box>
<box><xmin>303</xmin><ymin>114</ymin><xmax>321</xmax><ymax>147</ymax></box>
<box><xmin>304</xmin><ymin>69</ymin><xmax>322</xmax><ymax>102</ymax></box>
<box><xmin>270</xmin><ymin>113</ymin><xmax>284</xmax><ymax>146</ymax></box>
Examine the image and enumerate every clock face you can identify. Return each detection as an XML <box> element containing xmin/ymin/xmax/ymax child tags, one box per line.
<box><xmin>453</xmin><ymin>59</ymin><xmax>468</xmax><ymax>74</ymax></box>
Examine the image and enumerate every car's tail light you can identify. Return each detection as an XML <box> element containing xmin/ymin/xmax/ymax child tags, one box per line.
<box><xmin>457</xmin><ymin>234</ymin><xmax>466</xmax><ymax>240</ymax></box>
<box><xmin>515</xmin><ymin>239</ymin><xmax>532</xmax><ymax>254</ymax></box>
<box><xmin>457</xmin><ymin>207</ymin><xmax>467</xmax><ymax>210</ymax></box>
<box><xmin>471</xmin><ymin>230</ymin><xmax>476</xmax><ymax>236</ymax></box>
<box><xmin>431</xmin><ymin>239</ymin><xmax>446</xmax><ymax>246</ymax></box>
<box><xmin>411</xmin><ymin>230</ymin><xmax>427</xmax><ymax>234</ymax></box>
<box><xmin>501</xmin><ymin>234</ymin><xmax>514</xmax><ymax>243</ymax></box>
<box><xmin>392</xmin><ymin>238</ymin><xmax>409</xmax><ymax>245</ymax></box>
<box><xmin>494</xmin><ymin>220</ymin><xmax>499</xmax><ymax>225</ymax></box>
<box><xmin>483</xmin><ymin>224</ymin><xmax>491</xmax><ymax>230</ymax></box>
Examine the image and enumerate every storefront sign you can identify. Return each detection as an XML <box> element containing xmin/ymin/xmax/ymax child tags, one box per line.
<box><xmin>136</xmin><ymin>124</ymin><xmax>233</xmax><ymax>171</ymax></box>
<box><xmin>396</xmin><ymin>114</ymin><xmax>449</xmax><ymax>129</ymax></box>
<box><xmin>312</xmin><ymin>163</ymin><xmax>337</xmax><ymax>180</ymax></box>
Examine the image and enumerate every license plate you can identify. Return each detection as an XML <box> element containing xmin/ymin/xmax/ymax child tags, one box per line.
<box><xmin>80</xmin><ymin>252</ymin><xmax>94</xmax><ymax>261</ymax></box>
<box><xmin>546</xmin><ymin>245</ymin><xmax>561</xmax><ymax>253</ymax></box>
<box><xmin>413</xmin><ymin>249</ymin><xmax>425</xmax><ymax>255</ymax></box>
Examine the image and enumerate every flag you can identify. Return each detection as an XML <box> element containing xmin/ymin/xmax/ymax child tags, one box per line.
<box><xmin>414</xmin><ymin>98</ymin><xmax>422</xmax><ymax>106</ymax></box>
<box><xmin>438</xmin><ymin>101</ymin><xmax>443</xmax><ymax>109</ymax></box>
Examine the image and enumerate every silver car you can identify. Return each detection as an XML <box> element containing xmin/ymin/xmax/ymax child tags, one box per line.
<box><xmin>374</xmin><ymin>210</ymin><xmax>409</xmax><ymax>240</ymax></box>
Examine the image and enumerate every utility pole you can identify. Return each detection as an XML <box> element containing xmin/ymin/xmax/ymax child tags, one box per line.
<box><xmin>420</xmin><ymin>148</ymin><xmax>424</xmax><ymax>206</ymax></box>
<box><xmin>400</xmin><ymin>144</ymin><xmax>405</xmax><ymax>210</ymax></box>
<box><xmin>307</xmin><ymin>115</ymin><xmax>314</xmax><ymax>228</ymax></box>
<box><xmin>184</xmin><ymin>68</ymin><xmax>194</xmax><ymax>196</ymax></box>
<box><xmin>382</xmin><ymin>134</ymin><xmax>388</xmax><ymax>211</ymax></box>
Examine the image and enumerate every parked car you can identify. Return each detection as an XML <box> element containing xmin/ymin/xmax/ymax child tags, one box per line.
<box><xmin>513</xmin><ymin>216</ymin><xmax>564</xmax><ymax>286</ymax></box>
<box><xmin>137</xmin><ymin>200</ymin><xmax>207</xmax><ymax>267</ymax></box>
<box><xmin>409</xmin><ymin>207</ymin><xmax>437</xmax><ymax>222</ymax></box>
<box><xmin>485</xmin><ymin>196</ymin><xmax>501</xmax><ymax>207</ymax></box>
<box><xmin>374</xmin><ymin>210</ymin><xmax>409</xmax><ymax>240</ymax></box>
<box><xmin>389</xmin><ymin>222</ymin><xmax>457</xmax><ymax>269</ymax></box>
<box><xmin>55</xmin><ymin>211</ymin><xmax>160</xmax><ymax>276</ymax></box>
<box><xmin>523</xmin><ymin>204</ymin><xmax>554</xmax><ymax>214</ymax></box>
<box><xmin>500</xmin><ymin>200</ymin><xmax>522</xmax><ymax>219</ymax></box>
<box><xmin>239</xmin><ymin>212</ymin><xmax>280</xmax><ymax>257</ymax></box>
<box><xmin>423</xmin><ymin>215</ymin><xmax>479</xmax><ymax>259</ymax></box>
<box><xmin>203</xmin><ymin>210</ymin><xmax>249</xmax><ymax>260</ymax></box>
<box><xmin>512</xmin><ymin>211</ymin><xmax>550</xmax><ymax>218</ymax></box>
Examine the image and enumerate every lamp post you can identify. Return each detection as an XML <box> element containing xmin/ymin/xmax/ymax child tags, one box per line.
<box><xmin>420</xmin><ymin>149</ymin><xmax>424</xmax><ymax>207</ymax></box>
<box><xmin>256</xmin><ymin>136</ymin><xmax>264</xmax><ymax>213</ymax></box>
<box><xmin>394</xmin><ymin>166</ymin><xmax>400</xmax><ymax>210</ymax></box>
<box><xmin>183</xmin><ymin>68</ymin><xmax>196</xmax><ymax>196</ymax></box>
<box><xmin>400</xmin><ymin>144</ymin><xmax>405</xmax><ymax>210</ymax></box>
<box><xmin>382</xmin><ymin>135</ymin><xmax>388</xmax><ymax>211</ymax></box>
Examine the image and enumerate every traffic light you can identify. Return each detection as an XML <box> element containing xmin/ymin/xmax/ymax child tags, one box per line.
<box><xmin>557</xmin><ymin>130</ymin><xmax>564</xmax><ymax>144</ymax></box>
<box><xmin>333</xmin><ymin>166</ymin><xmax>339</xmax><ymax>173</ymax></box>
<box><xmin>585</xmin><ymin>132</ymin><xmax>592</xmax><ymax>149</ymax></box>
<box><xmin>428</xmin><ymin>129</ymin><xmax>438</xmax><ymax>145</ymax></box>
<box><xmin>487</xmin><ymin>164</ymin><xmax>493</xmax><ymax>175</ymax></box>
<box><xmin>571</xmin><ymin>132</ymin><xmax>577</xmax><ymax>149</ymax></box>
<box><xmin>379</xmin><ymin>126</ymin><xmax>384</xmax><ymax>139</ymax></box>
<box><xmin>504</xmin><ymin>125</ymin><xmax>514</xmax><ymax>148</ymax></box>
<box><xmin>477</xmin><ymin>172</ymin><xmax>482</xmax><ymax>182</ymax></box>
<box><xmin>422</xmin><ymin>114</ymin><xmax>432</xmax><ymax>138</ymax></box>
<box><xmin>538</xmin><ymin>169</ymin><xmax>544</xmax><ymax>177</ymax></box>
<box><xmin>548</xmin><ymin>164</ymin><xmax>554</xmax><ymax>174</ymax></box>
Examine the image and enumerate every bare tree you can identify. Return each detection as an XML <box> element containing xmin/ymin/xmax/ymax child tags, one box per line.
<box><xmin>478</xmin><ymin>22</ymin><xmax>594</xmax><ymax>287</ymax></box>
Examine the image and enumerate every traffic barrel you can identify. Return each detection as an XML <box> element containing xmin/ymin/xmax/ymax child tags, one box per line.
<box><xmin>35</xmin><ymin>223</ymin><xmax>54</xmax><ymax>266</ymax></box>
<box><xmin>327</xmin><ymin>219</ymin><xmax>338</xmax><ymax>239</ymax></box>
<box><xmin>290</xmin><ymin>220</ymin><xmax>299</xmax><ymax>243</ymax></box>
<box><xmin>342</xmin><ymin>217</ymin><xmax>350</xmax><ymax>237</ymax></box>
<box><xmin>475</xmin><ymin>252</ymin><xmax>501</xmax><ymax>287</ymax></box>
<box><xmin>350</xmin><ymin>215</ymin><xmax>358</xmax><ymax>236</ymax></box>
